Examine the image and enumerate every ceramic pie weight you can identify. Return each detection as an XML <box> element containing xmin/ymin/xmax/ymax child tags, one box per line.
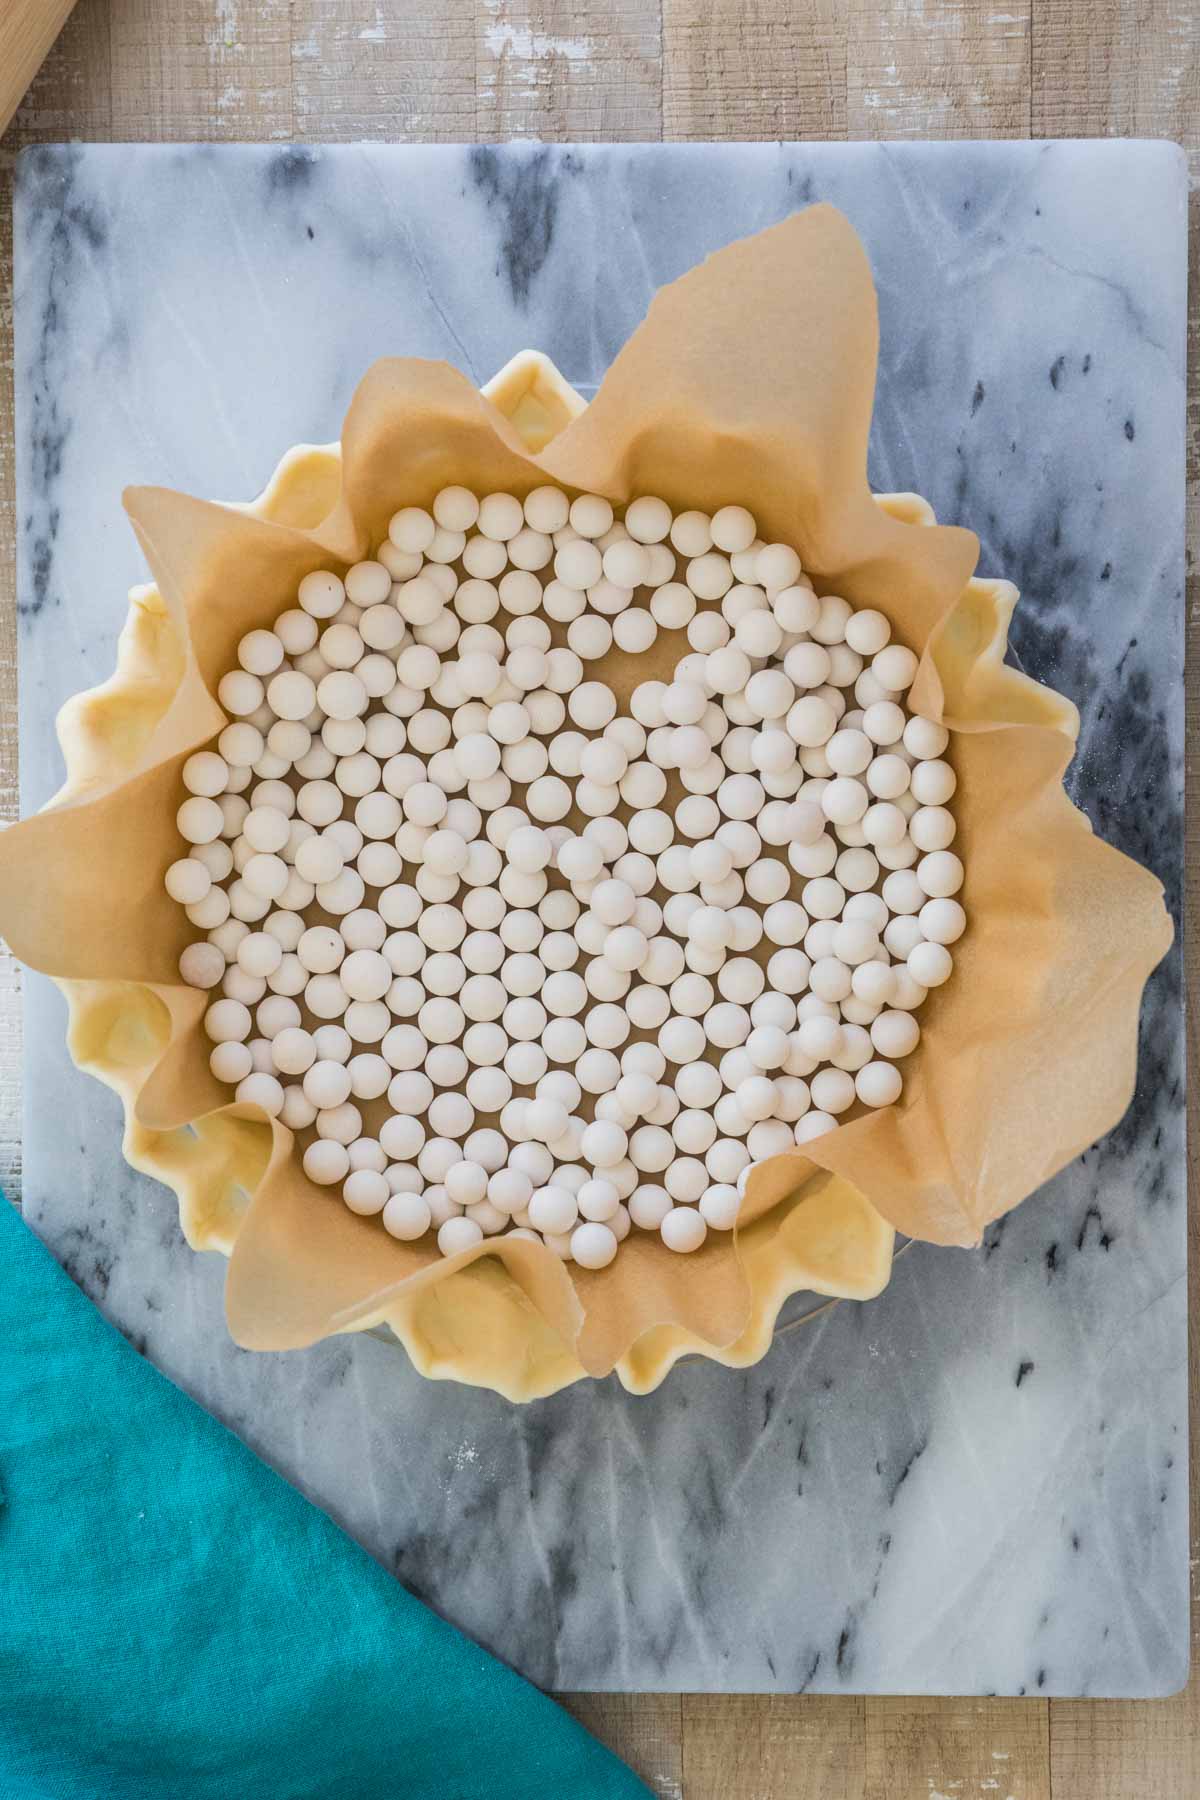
<box><xmin>0</xmin><ymin>206</ymin><xmax>1171</xmax><ymax>1399</ymax></box>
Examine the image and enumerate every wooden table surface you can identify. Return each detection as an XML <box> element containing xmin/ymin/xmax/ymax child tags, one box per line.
<box><xmin>0</xmin><ymin>3</ymin><xmax>1195</xmax><ymax>1794</ymax></box>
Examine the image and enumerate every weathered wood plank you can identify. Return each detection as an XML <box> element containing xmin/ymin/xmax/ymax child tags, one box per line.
<box><xmin>476</xmin><ymin>0</ymin><xmax>661</xmax><ymax>142</ymax></box>
<box><xmin>681</xmin><ymin>1695</ymin><xmax>865</xmax><ymax>1800</ymax></box>
<box><xmin>109</xmin><ymin>0</ymin><xmax>293</xmax><ymax>142</ymax></box>
<box><xmin>662</xmin><ymin>0</ymin><xmax>846</xmax><ymax>142</ymax></box>
<box><xmin>846</xmin><ymin>0</ymin><xmax>1032</xmax><ymax>139</ymax></box>
<box><xmin>290</xmin><ymin>0</ymin><xmax>474</xmax><ymax>142</ymax></box>
<box><xmin>863</xmin><ymin>1696</ymin><xmax>1050</xmax><ymax>1800</ymax></box>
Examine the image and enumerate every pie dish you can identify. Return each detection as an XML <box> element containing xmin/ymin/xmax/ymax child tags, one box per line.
<box><xmin>0</xmin><ymin>208</ymin><xmax>1170</xmax><ymax>1399</ymax></box>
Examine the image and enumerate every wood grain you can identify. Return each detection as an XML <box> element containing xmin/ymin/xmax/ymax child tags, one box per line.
<box><xmin>291</xmin><ymin>0</ymin><xmax>474</xmax><ymax>143</ymax></box>
<box><xmin>0</xmin><ymin>0</ymin><xmax>79</xmax><ymax>137</ymax></box>
<box><xmin>865</xmin><ymin>1697</ymin><xmax>1050</xmax><ymax>1800</ymax></box>
<box><xmin>1032</xmin><ymin>0</ymin><xmax>1198</xmax><ymax>163</ymax></box>
<box><xmin>663</xmin><ymin>0</ymin><xmax>845</xmax><ymax>141</ymax></box>
<box><xmin>0</xmin><ymin>3</ymin><xmax>1195</xmax><ymax>1795</ymax></box>
<box><xmin>476</xmin><ymin>0</ymin><xmax>661</xmax><ymax>142</ymax></box>
<box><xmin>846</xmin><ymin>0</ymin><xmax>1032</xmax><ymax>139</ymax></box>
<box><xmin>108</xmin><ymin>0</ymin><xmax>292</xmax><ymax>140</ymax></box>
<box><xmin>681</xmin><ymin>1695</ymin><xmax>866</xmax><ymax>1800</ymax></box>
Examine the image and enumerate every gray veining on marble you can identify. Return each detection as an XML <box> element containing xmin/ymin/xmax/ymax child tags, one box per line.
<box><xmin>13</xmin><ymin>141</ymin><xmax>1187</xmax><ymax>1694</ymax></box>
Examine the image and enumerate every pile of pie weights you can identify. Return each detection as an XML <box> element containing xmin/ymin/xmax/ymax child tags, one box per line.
<box><xmin>167</xmin><ymin>485</ymin><xmax>964</xmax><ymax>1270</ymax></box>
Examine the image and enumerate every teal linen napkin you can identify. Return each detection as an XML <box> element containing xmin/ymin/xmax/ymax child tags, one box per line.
<box><xmin>0</xmin><ymin>1199</ymin><xmax>650</xmax><ymax>1800</ymax></box>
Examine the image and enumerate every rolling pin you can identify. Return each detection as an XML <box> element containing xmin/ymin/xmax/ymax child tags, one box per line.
<box><xmin>1</xmin><ymin>0</ymin><xmax>77</xmax><ymax>136</ymax></box>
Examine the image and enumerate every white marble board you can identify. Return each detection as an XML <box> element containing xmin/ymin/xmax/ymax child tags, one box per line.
<box><xmin>13</xmin><ymin>141</ymin><xmax>1188</xmax><ymax>1695</ymax></box>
